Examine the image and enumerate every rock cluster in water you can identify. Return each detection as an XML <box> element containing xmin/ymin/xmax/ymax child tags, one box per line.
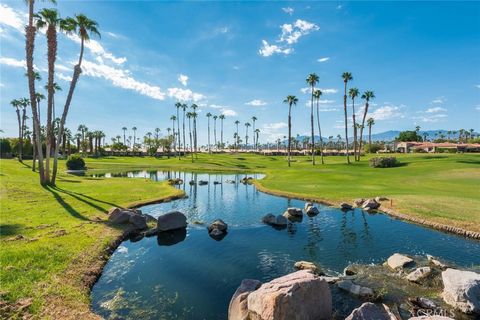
<box><xmin>108</xmin><ymin>207</ymin><xmax>148</xmax><ymax>230</ymax></box>
<box><xmin>208</xmin><ymin>219</ymin><xmax>228</xmax><ymax>241</ymax></box>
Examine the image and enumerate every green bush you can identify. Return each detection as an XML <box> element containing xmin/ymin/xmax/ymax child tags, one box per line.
<box><xmin>66</xmin><ymin>154</ymin><xmax>86</xmax><ymax>170</ymax></box>
<box><xmin>0</xmin><ymin>138</ymin><xmax>12</xmax><ymax>157</ymax></box>
<box><xmin>369</xmin><ymin>156</ymin><xmax>400</xmax><ymax>168</ymax></box>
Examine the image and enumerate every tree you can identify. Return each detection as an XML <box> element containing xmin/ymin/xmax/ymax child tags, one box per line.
<box><xmin>122</xmin><ymin>127</ymin><xmax>127</xmax><ymax>145</ymax></box>
<box><xmin>358</xmin><ymin>91</ymin><xmax>375</xmax><ymax>159</ymax></box>
<box><xmin>251</xmin><ymin>116</ymin><xmax>257</xmax><ymax>150</ymax></box>
<box><xmin>313</xmin><ymin>89</ymin><xmax>324</xmax><ymax>164</ymax></box>
<box><xmin>397</xmin><ymin>130</ymin><xmax>422</xmax><ymax>142</ymax></box>
<box><xmin>234</xmin><ymin>120</ymin><xmax>240</xmax><ymax>151</ymax></box>
<box><xmin>52</xmin><ymin>14</ymin><xmax>100</xmax><ymax>185</ymax></box>
<box><xmin>342</xmin><ymin>72</ymin><xmax>353</xmax><ymax>164</ymax></box>
<box><xmin>170</xmin><ymin>115</ymin><xmax>177</xmax><ymax>156</ymax></box>
<box><xmin>206</xmin><ymin>112</ymin><xmax>212</xmax><ymax>153</ymax></box>
<box><xmin>255</xmin><ymin>129</ymin><xmax>260</xmax><ymax>150</ymax></box>
<box><xmin>213</xmin><ymin>115</ymin><xmax>218</xmax><ymax>149</ymax></box>
<box><xmin>244</xmin><ymin>122</ymin><xmax>251</xmax><ymax>149</ymax></box>
<box><xmin>367</xmin><ymin>117</ymin><xmax>375</xmax><ymax>153</ymax></box>
<box><xmin>219</xmin><ymin>114</ymin><xmax>225</xmax><ymax>149</ymax></box>
<box><xmin>348</xmin><ymin>87</ymin><xmax>360</xmax><ymax>160</ymax></box>
<box><xmin>33</xmin><ymin>94</ymin><xmax>45</xmax><ymax>171</ymax></box>
<box><xmin>191</xmin><ymin>104</ymin><xmax>198</xmax><ymax>153</ymax></box>
<box><xmin>132</xmin><ymin>126</ymin><xmax>137</xmax><ymax>151</ymax></box>
<box><xmin>306</xmin><ymin>73</ymin><xmax>319</xmax><ymax>165</ymax></box>
<box><xmin>11</xmin><ymin>99</ymin><xmax>23</xmax><ymax>161</ymax></box>
<box><xmin>283</xmin><ymin>95</ymin><xmax>298</xmax><ymax>167</ymax></box>
<box><xmin>186</xmin><ymin>112</ymin><xmax>194</xmax><ymax>162</ymax></box>
<box><xmin>182</xmin><ymin>103</ymin><xmax>187</xmax><ymax>154</ymax></box>
<box><xmin>175</xmin><ymin>102</ymin><xmax>181</xmax><ymax>155</ymax></box>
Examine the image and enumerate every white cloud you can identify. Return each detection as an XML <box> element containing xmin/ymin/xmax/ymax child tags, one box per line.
<box><xmin>319</xmin><ymin>88</ymin><xmax>338</xmax><ymax>94</ymax></box>
<box><xmin>57</xmin><ymin>73</ymin><xmax>72</xmax><ymax>82</ymax></box>
<box><xmin>300</xmin><ymin>87</ymin><xmax>311</xmax><ymax>94</ymax></box>
<box><xmin>106</xmin><ymin>31</ymin><xmax>121</xmax><ymax>38</ymax></box>
<box><xmin>370</xmin><ymin>105</ymin><xmax>405</xmax><ymax>121</ymax></box>
<box><xmin>0</xmin><ymin>4</ymin><xmax>24</xmax><ymax>34</ymax></box>
<box><xmin>282</xmin><ymin>7</ymin><xmax>294</xmax><ymax>15</ymax></box>
<box><xmin>425</xmin><ymin>107</ymin><xmax>447</xmax><ymax>113</ymax></box>
<box><xmin>259</xmin><ymin>40</ymin><xmax>292</xmax><ymax>57</ymax></box>
<box><xmin>336</xmin><ymin>5</ymin><xmax>343</xmax><ymax>10</ymax></box>
<box><xmin>262</xmin><ymin>122</ymin><xmax>288</xmax><ymax>141</ymax></box>
<box><xmin>431</xmin><ymin>96</ymin><xmax>445</xmax><ymax>104</ymax></box>
<box><xmin>259</xmin><ymin>19</ymin><xmax>319</xmax><ymax>57</ymax></box>
<box><xmin>412</xmin><ymin>114</ymin><xmax>447</xmax><ymax>123</ymax></box>
<box><xmin>476</xmin><ymin>106</ymin><xmax>480</xmax><ymax>111</ymax></box>
<box><xmin>245</xmin><ymin>99</ymin><xmax>267</xmax><ymax>106</ymax></box>
<box><xmin>317</xmin><ymin>57</ymin><xmax>330</xmax><ymax>62</ymax></box>
<box><xmin>318</xmin><ymin>107</ymin><xmax>339</xmax><ymax>112</ymax></box>
<box><xmin>81</xmin><ymin>59</ymin><xmax>166</xmax><ymax>100</ymax></box>
<box><xmin>178</xmin><ymin>74</ymin><xmax>189</xmax><ymax>86</ymax></box>
<box><xmin>168</xmin><ymin>87</ymin><xmax>204</xmax><ymax>102</ymax></box>
<box><xmin>215</xmin><ymin>26</ymin><xmax>229</xmax><ymax>34</ymax></box>
<box><xmin>264</xmin><ymin>122</ymin><xmax>287</xmax><ymax>130</ymax></box>
<box><xmin>207</xmin><ymin>104</ymin><xmax>237</xmax><ymax>117</ymax></box>
<box><xmin>66</xmin><ymin>34</ymin><xmax>127</xmax><ymax>65</ymax></box>
<box><xmin>475</xmin><ymin>85</ymin><xmax>480</xmax><ymax>89</ymax></box>
<box><xmin>0</xmin><ymin>57</ymin><xmax>26</xmax><ymax>68</ymax></box>
<box><xmin>0</xmin><ymin>82</ymin><xmax>4</xmax><ymax>87</ymax></box>
<box><xmin>319</xmin><ymin>99</ymin><xmax>335</xmax><ymax>104</ymax></box>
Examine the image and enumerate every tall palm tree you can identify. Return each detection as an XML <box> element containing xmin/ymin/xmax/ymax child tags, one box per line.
<box><xmin>181</xmin><ymin>103</ymin><xmax>187</xmax><ymax>154</ymax></box>
<box><xmin>358</xmin><ymin>91</ymin><xmax>375</xmax><ymax>159</ymax></box>
<box><xmin>52</xmin><ymin>14</ymin><xmax>100</xmax><ymax>185</ymax></box>
<box><xmin>367</xmin><ymin>118</ymin><xmax>375</xmax><ymax>153</ymax></box>
<box><xmin>213</xmin><ymin>115</ymin><xmax>218</xmax><ymax>149</ymax></box>
<box><xmin>175</xmin><ymin>102</ymin><xmax>181</xmax><ymax>154</ymax></box>
<box><xmin>342</xmin><ymin>72</ymin><xmax>353</xmax><ymax>164</ymax></box>
<box><xmin>219</xmin><ymin>114</ymin><xmax>225</xmax><ymax>149</ymax></box>
<box><xmin>206</xmin><ymin>113</ymin><xmax>212</xmax><ymax>153</ymax></box>
<box><xmin>348</xmin><ymin>87</ymin><xmax>360</xmax><ymax>161</ymax></box>
<box><xmin>313</xmin><ymin>89</ymin><xmax>324</xmax><ymax>164</ymax></box>
<box><xmin>251</xmin><ymin>116</ymin><xmax>257</xmax><ymax>150</ymax></box>
<box><xmin>35</xmin><ymin>8</ymin><xmax>63</xmax><ymax>182</ymax></box>
<box><xmin>11</xmin><ymin>99</ymin><xmax>23</xmax><ymax>161</ymax></box>
<box><xmin>234</xmin><ymin>120</ymin><xmax>240</xmax><ymax>151</ymax></box>
<box><xmin>191</xmin><ymin>104</ymin><xmax>198</xmax><ymax>153</ymax></box>
<box><xmin>283</xmin><ymin>95</ymin><xmax>298</xmax><ymax>167</ymax></box>
<box><xmin>33</xmin><ymin>94</ymin><xmax>45</xmax><ymax>171</ymax></box>
<box><xmin>44</xmin><ymin>82</ymin><xmax>62</xmax><ymax>120</ymax></box>
<box><xmin>122</xmin><ymin>127</ymin><xmax>127</xmax><ymax>145</ymax></box>
<box><xmin>255</xmin><ymin>128</ymin><xmax>260</xmax><ymax>150</ymax></box>
<box><xmin>186</xmin><ymin>112</ymin><xmax>194</xmax><ymax>162</ymax></box>
<box><xmin>244</xmin><ymin>122</ymin><xmax>251</xmax><ymax>149</ymax></box>
<box><xmin>132</xmin><ymin>126</ymin><xmax>137</xmax><ymax>151</ymax></box>
<box><xmin>306</xmin><ymin>73</ymin><xmax>319</xmax><ymax>165</ymax></box>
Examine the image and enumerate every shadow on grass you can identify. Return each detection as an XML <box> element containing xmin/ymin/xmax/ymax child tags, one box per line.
<box><xmin>457</xmin><ymin>159</ymin><xmax>480</xmax><ymax>165</ymax></box>
<box><xmin>0</xmin><ymin>224</ymin><xmax>23</xmax><ymax>236</ymax></box>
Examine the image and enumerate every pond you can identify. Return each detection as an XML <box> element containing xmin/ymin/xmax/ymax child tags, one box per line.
<box><xmin>91</xmin><ymin>171</ymin><xmax>480</xmax><ymax>319</ymax></box>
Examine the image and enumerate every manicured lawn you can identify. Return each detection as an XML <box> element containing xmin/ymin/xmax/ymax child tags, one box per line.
<box><xmin>1</xmin><ymin>153</ymin><xmax>479</xmax><ymax>317</ymax></box>
<box><xmin>0</xmin><ymin>159</ymin><xmax>183</xmax><ymax>318</ymax></box>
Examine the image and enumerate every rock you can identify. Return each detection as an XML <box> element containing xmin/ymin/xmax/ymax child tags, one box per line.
<box><xmin>157</xmin><ymin>211</ymin><xmax>188</xmax><ymax>231</ymax></box>
<box><xmin>246</xmin><ymin>270</ymin><xmax>331</xmax><ymax>320</ymax></box>
<box><xmin>283</xmin><ymin>207</ymin><xmax>303</xmax><ymax>217</ymax></box>
<box><xmin>353</xmin><ymin>198</ymin><xmax>365</xmax><ymax>207</ymax></box>
<box><xmin>208</xmin><ymin>219</ymin><xmax>228</xmax><ymax>233</ymax></box>
<box><xmin>319</xmin><ymin>276</ymin><xmax>340</xmax><ymax>284</ymax></box>
<box><xmin>337</xmin><ymin>280</ymin><xmax>374</xmax><ymax>298</ymax></box>
<box><xmin>375</xmin><ymin>196</ymin><xmax>388</xmax><ymax>202</ymax></box>
<box><xmin>209</xmin><ymin>228</ymin><xmax>227</xmax><ymax>241</ymax></box>
<box><xmin>199</xmin><ymin>180</ymin><xmax>208</xmax><ymax>185</ymax></box>
<box><xmin>345</xmin><ymin>302</ymin><xmax>390</xmax><ymax>320</ymax></box>
<box><xmin>387</xmin><ymin>253</ymin><xmax>414</xmax><ymax>270</ymax></box>
<box><xmin>108</xmin><ymin>207</ymin><xmax>122</xmax><ymax>215</ymax></box>
<box><xmin>167</xmin><ymin>178</ymin><xmax>183</xmax><ymax>185</ymax></box>
<box><xmin>441</xmin><ymin>268</ymin><xmax>480</xmax><ymax>314</ymax></box>
<box><xmin>228</xmin><ymin>279</ymin><xmax>262</xmax><ymax>320</ymax></box>
<box><xmin>262</xmin><ymin>214</ymin><xmax>287</xmax><ymax>227</ymax></box>
<box><xmin>262</xmin><ymin>214</ymin><xmax>276</xmax><ymax>225</ymax></box>
<box><xmin>304</xmin><ymin>202</ymin><xmax>313</xmax><ymax>210</ymax></box>
<box><xmin>129</xmin><ymin>214</ymin><xmax>147</xmax><ymax>230</ymax></box>
<box><xmin>408</xmin><ymin>317</ymin><xmax>454</xmax><ymax>320</ymax></box>
<box><xmin>273</xmin><ymin>215</ymin><xmax>287</xmax><ymax>226</ymax></box>
<box><xmin>144</xmin><ymin>228</ymin><xmax>158</xmax><ymax>237</ymax></box>
<box><xmin>157</xmin><ymin>227</ymin><xmax>187</xmax><ymax>246</ymax></box>
<box><xmin>362</xmin><ymin>199</ymin><xmax>381</xmax><ymax>210</ymax></box>
<box><xmin>213</xmin><ymin>181</ymin><xmax>221</xmax><ymax>185</ymax></box>
<box><xmin>144</xmin><ymin>214</ymin><xmax>157</xmax><ymax>223</ymax></box>
<box><xmin>305</xmin><ymin>206</ymin><xmax>319</xmax><ymax>216</ymax></box>
<box><xmin>406</xmin><ymin>267</ymin><xmax>431</xmax><ymax>283</ymax></box>
<box><xmin>340</xmin><ymin>202</ymin><xmax>354</xmax><ymax>210</ymax></box>
<box><xmin>427</xmin><ymin>255</ymin><xmax>447</xmax><ymax>269</ymax></box>
<box><xmin>409</xmin><ymin>297</ymin><xmax>437</xmax><ymax>309</ymax></box>
<box><xmin>344</xmin><ymin>265</ymin><xmax>357</xmax><ymax>276</ymax></box>
<box><xmin>108</xmin><ymin>209</ymin><xmax>132</xmax><ymax>224</ymax></box>
<box><xmin>294</xmin><ymin>261</ymin><xmax>323</xmax><ymax>275</ymax></box>
<box><xmin>189</xmin><ymin>180</ymin><xmax>196</xmax><ymax>185</ymax></box>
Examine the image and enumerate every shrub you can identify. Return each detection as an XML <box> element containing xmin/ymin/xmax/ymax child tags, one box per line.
<box><xmin>369</xmin><ymin>156</ymin><xmax>400</xmax><ymax>168</ymax></box>
<box><xmin>66</xmin><ymin>154</ymin><xmax>86</xmax><ymax>170</ymax></box>
<box><xmin>0</xmin><ymin>138</ymin><xmax>12</xmax><ymax>157</ymax></box>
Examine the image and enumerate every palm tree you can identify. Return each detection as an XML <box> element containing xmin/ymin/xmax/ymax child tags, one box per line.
<box><xmin>191</xmin><ymin>104</ymin><xmax>198</xmax><ymax>153</ymax></box>
<box><xmin>11</xmin><ymin>99</ymin><xmax>24</xmax><ymax>161</ymax></box>
<box><xmin>44</xmin><ymin>82</ymin><xmax>62</xmax><ymax>120</ymax></box>
<box><xmin>255</xmin><ymin>128</ymin><xmax>260</xmax><ymax>150</ymax></box>
<box><xmin>52</xmin><ymin>14</ymin><xmax>100</xmax><ymax>185</ymax></box>
<box><xmin>33</xmin><ymin>94</ymin><xmax>45</xmax><ymax>171</ymax></box>
<box><xmin>306</xmin><ymin>73</ymin><xmax>319</xmax><ymax>165</ymax></box>
<box><xmin>219</xmin><ymin>114</ymin><xmax>225</xmax><ymax>149</ymax></box>
<box><xmin>175</xmin><ymin>102</ymin><xmax>181</xmax><ymax>154</ymax></box>
<box><xmin>244</xmin><ymin>122</ymin><xmax>251</xmax><ymax>149</ymax></box>
<box><xmin>170</xmin><ymin>115</ymin><xmax>177</xmax><ymax>155</ymax></box>
<box><xmin>234</xmin><ymin>120</ymin><xmax>240</xmax><ymax>151</ymax></box>
<box><xmin>132</xmin><ymin>126</ymin><xmax>137</xmax><ymax>151</ymax></box>
<box><xmin>283</xmin><ymin>95</ymin><xmax>298</xmax><ymax>167</ymax></box>
<box><xmin>342</xmin><ymin>72</ymin><xmax>353</xmax><ymax>164</ymax></box>
<box><xmin>122</xmin><ymin>127</ymin><xmax>127</xmax><ymax>145</ymax></box>
<box><xmin>35</xmin><ymin>8</ymin><xmax>63</xmax><ymax>182</ymax></box>
<box><xmin>251</xmin><ymin>116</ymin><xmax>257</xmax><ymax>150</ymax></box>
<box><xmin>357</xmin><ymin>91</ymin><xmax>375</xmax><ymax>158</ymax></box>
<box><xmin>313</xmin><ymin>89</ymin><xmax>324</xmax><ymax>164</ymax></box>
<box><xmin>206</xmin><ymin>112</ymin><xmax>212</xmax><ymax>153</ymax></box>
<box><xmin>213</xmin><ymin>115</ymin><xmax>218</xmax><ymax>149</ymax></box>
<box><xmin>349</xmin><ymin>87</ymin><xmax>360</xmax><ymax>161</ymax></box>
<box><xmin>367</xmin><ymin>118</ymin><xmax>375</xmax><ymax>153</ymax></box>
<box><xmin>187</xmin><ymin>112</ymin><xmax>194</xmax><ymax>162</ymax></box>
<box><xmin>181</xmin><ymin>103</ymin><xmax>187</xmax><ymax>154</ymax></box>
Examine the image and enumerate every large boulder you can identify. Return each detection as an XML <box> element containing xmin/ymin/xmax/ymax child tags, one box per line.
<box><xmin>262</xmin><ymin>214</ymin><xmax>287</xmax><ymax>227</ymax></box>
<box><xmin>340</xmin><ymin>203</ymin><xmax>354</xmax><ymax>210</ymax></box>
<box><xmin>406</xmin><ymin>267</ymin><xmax>432</xmax><ymax>283</ymax></box>
<box><xmin>305</xmin><ymin>206</ymin><xmax>319</xmax><ymax>216</ymax></box>
<box><xmin>129</xmin><ymin>214</ymin><xmax>147</xmax><ymax>230</ymax></box>
<box><xmin>304</xmin><ymin>202</ymin><xmax>313</xmax><ymax>210</ymax></box>
<box><xmin>387</xmin><ymin>253</ymin><xmax>414</xmax><ymax>270</ymax></box>
<box><xmin>208</xmin><ymin>219</ymin><xmax>228</xmax><ymax>232</ymax></box>
<box><xmin>337</xmin><ymin>280</ymin><xmax>374</xmax><ymax>299</ymax></box>
<box><xmin>362</xmin><ymin>199</ymin><xmax>380</xmax><ymax>210</ymax></box>
<box><xmin>345</xmin><ymin>302</ymin><xmax>390</xmax><ymax>320</ymax></box>
<box><xmin>441</xmin><ymin>268</ymin><xmax>480</xmax><ymax>314</ymax></box>
<box><xmin>157</xmin><ymin>211</ymin><xmax>187</xmax><ymax>231</ymax></box>
<box><xmin>353</xmin><ymin>198</ymin><xmax>365</xmax><ymax>207</ymax></box>
<box><xmin>228</xmin><ymin>279</ymin><xmax>262</xmax><ymax>320</ymax></box>
<box><xmin>246</xmin><ymin>270</ymin><xmax>331</xmax><ymax>320</ymax></box>
<box><xmin>294</xmin><ymin>261</ymin><xmax>323</xmax><ymax>275</ymax></box>
<box><xmin>283</xmin><ymin>207</ymin><xmax>303</xmax><ymax>217</ymax></box>
<box><xmin>108</xmin><ymin>209</ymin><xmax>132</xmax><ymax>224</ymax></box>
<box><xmin>427</xmin><ymin>254</ymin><xmax>448</xmax><ymax>269</ymax></box>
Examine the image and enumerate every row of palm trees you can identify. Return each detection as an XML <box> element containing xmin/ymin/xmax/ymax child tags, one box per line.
<box><xmin>22</xmin><ymin>0</ymin><xmax>99</xmax><ymax>186</ymax></box>
<box><xmin>284</xmin><ymin>72</ymin><xmax>376</xmax><ymax>166</ymax></box>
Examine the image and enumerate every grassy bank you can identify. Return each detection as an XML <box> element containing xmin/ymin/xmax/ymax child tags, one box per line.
<box><xmin>0</xmin><ymin>159</ymin><xmax>183</xmax><ymax>318</ymax></box>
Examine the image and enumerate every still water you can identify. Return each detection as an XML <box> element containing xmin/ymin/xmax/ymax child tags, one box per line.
<box><xmin>91</xmin><ymin>171</ymin><xmax>480</xmax><ymax>319</ymax></box>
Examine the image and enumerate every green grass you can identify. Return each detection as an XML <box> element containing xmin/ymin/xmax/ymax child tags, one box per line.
<box><xmin>0</xmin><ymin>159</ymin><xmax>183</xmax><ymax>318</ymax></box>
<box><xmin>1</xmin><ymin>153</ymin><xmax>479</xmax><ymax>317</ymax></box>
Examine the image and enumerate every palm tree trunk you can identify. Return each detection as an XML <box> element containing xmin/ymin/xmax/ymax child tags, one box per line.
<box><xmin>26</xmin><ymin>0</ymin><xmax>46</xmax><ymax>184</ymax></box>
<box><xmin>288</xmin><ymin>105</ymin><xmax>292</xmax><ymax>167</ymax></box>
<box><xmin>213</xmin><ymin>120</ymin><xmax>217</xmax><ymax>150</ymax></box>
<box><xmin>32</xmin><ymin>130</ymin><xmax>37</xmax><ymax>171</ymax></box>
<box><xmin>52</xmin><ymin>37</ymin><xmax>84</xmax><ymax>185</ymax></box>
<box><xmin>176</xmin><ymin>109</ymin><xmax>181</xmax><ymax>158</ymax></box>
<box><xmin>182</xmin><ymin>109</ymin><xmax>186</xmax><ymax>156</ymax></box>
<box><xmin>343</xmin><ymin>82</ymin><xmax>350</xmax><ymax>164</ymax></box>
<box><xmin>188</xmin><ymin>118</ymin><xmax>193</xmax><ymax>163</ymax></box>
<box><xmin>207</xmin><ymin>118</ymin><xmax>211</xmax><ymax>153</ymax></box>
<box><xmin>15</xmin><ymin>109</ymin><xmax>22</xmax><ymax>161</ymax></box>
<box><xmin>316</xmin><ymin>99</ymin><xmax>324</xmax><ymax>164</ymax></box>
<box><xmin>21</xmin><ymin>108</ymin><xmax>26</xmax><ymax>160</ymax></box>
<box><xmin>358</xmin><ymin>102</ymin><xmax>369</xmax><ymax>160</ymax></box>
<box><xmin>352</xmin><ymin>98</ymin><xmax>358</xmax><ymax>161</ymax></box>
<box><xmin>45</xmin><ymin>25</ymin><xmax>57</xmax><ymax>184</ymax></box>
<box><xmin>368</xmin><ymin>125</ymin><xmax>372</xmax><ymax>153</ymax></box>
<box><xmin>310</xmin><ymin>85</ymin><xmax>315</xmax><ymax>165</ymax></box>
<box><xmin>221</xmin><ymin>119</ymin><xmax>224</xmax><ymax>149</ymax></box>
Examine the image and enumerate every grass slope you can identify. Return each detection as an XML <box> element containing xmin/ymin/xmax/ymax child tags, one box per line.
<box><xmin>0</xmin><ymin>160</ymin><xmax>183</xmax><ymax>318</ymax></box>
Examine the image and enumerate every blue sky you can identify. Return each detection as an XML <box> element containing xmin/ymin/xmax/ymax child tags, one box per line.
<box><xmin>1</xmin><ymin>1</ymin><xmax>479</xmax><ymax>144</ymax></box>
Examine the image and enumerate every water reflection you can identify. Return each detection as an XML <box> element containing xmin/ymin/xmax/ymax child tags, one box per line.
<box><xmin>157</xmin><ymin>228</ymin><xmax>187</xmax><ymax>246</ymax></box>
